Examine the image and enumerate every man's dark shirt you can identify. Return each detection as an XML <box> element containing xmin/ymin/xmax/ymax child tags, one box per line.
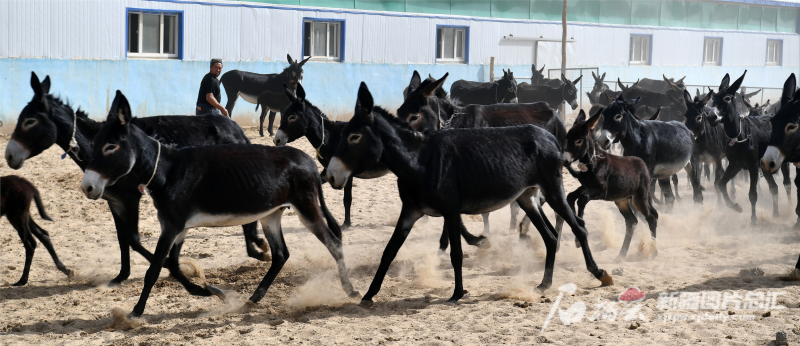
<box><xmin>197</xmin><ymin>73</ymin><xmax>221</xmax><ymax>106</ymax></box>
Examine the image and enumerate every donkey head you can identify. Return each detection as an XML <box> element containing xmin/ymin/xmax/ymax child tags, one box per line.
<box><xmin>328</xmin><ymin>82</ymin><xmax>388</xmax><ymax>189</ymax></box>
<box><xmin>763</xmin><ymin>73</ymin><xmax>800</xmax><ymax>173</ymax></box>
<box><xmin>403</xmin><ymin>71</ymin><xmax>447</xmax><ymax>100</ymax></box>
<box><xmin>598</xmin><ymin>95</ymin><xmax>640</xmax><ymax>150</ymax></box>
<box><xmin>564</xmin><ymin>109</ymin><xmax>602</xmax><ymax>164</ymax></box>
<box><xmin>712</xmin><ymin>71</ymin><xmax>746</xmax><ymax>124</ymax></box>
<box><xmin>285</xmin><ymin>54</ymin><xmax>311</xmax><ymax>89</ymax></box>
<box><xmin>591</xmin><ymin>71</ymin><xmax>606</xmax><ymax>89</ymax></box>
<box><xmin>531</xmin><ymin>64</ymin><xmax>546</xmax><ymax>85</ymax></box>
<box><xmin>497</xmin><ymin>69</ymin><xmax>518</xmax><ymax>103</ymax></box>
<box><xmin>682</xmin><ymin>89</ymin><xmax>714</xmax><ymax>139</ymax></box>
<box><xmin>560</xmin><ymin>74</ymin><xmax>583</xmax><ymax>110</ymax></box>
<box><xmin>397</xmin><ymin>71</ymin><xmax>449</xmax><ymax>132</ymax></box>
<box><xmin>81</xmin><ymin>91</ymin><xmax>140</xmax><ymax>200</ymax></box>
<box><xmin>273</xmin><ymin>83</ymin><xmax>311</xmax><ymax>147</ymax></box>
<box><xmin>6</xmin><ymin>72</ymin><xmax>56</xmax><ymax>169</ymax></box>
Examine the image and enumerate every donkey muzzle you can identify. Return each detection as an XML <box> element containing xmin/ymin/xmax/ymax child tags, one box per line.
<box><xmin>570</xmin><ymin>99</ymin><xmax>579</xmax><ymax>110</ymax></box>
<box><xmin>5</xmin><ymin>139</ymin><xmax>30</xmax><ymax>169</ymax></box>
<box><xmin>761</xmin><ymin>146</ymin><xmax>785</xmax><ymax>174</ymax></box>
<box><xmin>326</xmin><ymin>157</ymin><xmax>351</xmax><ymax>190</ymax></box>
<box><xmin>81</xmin><ymin>169</ymin><xmax>109</xmax><ymax>200</ymax></box>
<box><xmin>273</xmin><ymin>130</ymin><xmax>288</xmax><ymax>147</ymax></box>
<box><xmin>598</xmin><ymin>130</ymin><xmax>614</xmax><ymax>150</ymax></box>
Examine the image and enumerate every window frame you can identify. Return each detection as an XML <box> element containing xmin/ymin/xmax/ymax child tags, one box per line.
<box><xmin>629</xmin><ymin>34</ymin><xmax>652</xmax><ymax>66</ymax></box>
<box><xmin>766</xmin><ymin>39</ymin><xmax>783</xmax><ymax>66</ymax></box>
<box><xmin>302</xmin><ymin>18</ymin><xmax>346</xmax><ymax>62</ymax></box>
<box><xmin>435</xmin><ymin>25</ymin><xmax>469</xmax><ymax>64</ymax></box>
<box><xmin>125</xmin><ymin>8</ymin><xmax>183</xmax><ymax>59</ymax></box>
<box><xmin>702</xmin><ymin>37</ymin><xmax>723</xmax><ymax>66</ymax></box>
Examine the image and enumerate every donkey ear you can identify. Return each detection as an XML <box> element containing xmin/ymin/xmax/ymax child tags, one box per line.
<box><xmin>420</xmin><ymin>73</ymin><xmax>448</xmax><ymax>99</ymax></box>
<box><xmin>531</xmin><ymin>64</ymin><xmax>536</xmax><ymax>72</ymax></box>
<box><xmin>663</xmin><ymin>75</ymin><xmax>681</xmax><ymax>91</ymax></box>
<box><xmin>574</xmin><ymin>109</ymin><xmax>587</xmax><ymax>124</ymax></box>
<box><xmin>764</xmin><ymin>99</ymin><xmax>771</xmax><ymax>107</ymax></box>
<box><xmin>601</xmin><ymin>72</ymin><xmax>606</xmax><ymax>80</ymax></box>
<box><xmin>287</xmin><ymin>54</ymin><xmax>296</xmax><ymax>66</ymax></box>
<box><xmin>539</xmin><ymin>65</ymin><xmax>545</xmax><ymax>73</ymax></box>
<box><xmin>746</xmin><ymin>89</ymin><xmax>761</xmax><ymax>98</ymax></box>
<box><xmin>683</xmin><ymin>89</ymin><xmax>693</xmax><ymax>105</ymax></box>
<box><xmin>572</xmin><ymin>75</ymin><xmax>582</xmax><ymax>85</ymax></box>
<box><xmin>626</xmin><ymin>97</ymin><xmax>641</xmax><ymax>109</ymax></box>
<box><xmin>676</xmin><ymin>76</ymin><xmax>685</xmax><ymax>84</ymax></box>
<box><xmin>41</xmin><ymin>75</ymin><xmax>51</xmax><ymax>95</ymax></box>
<box><xmin>719</xmin><ymin>73</ymin><xmax>731</xmax><ymax>91</ymax></box>
<box><xmin>295</xmin><ymin>83</ymin><xmax>306</xmax><ymax>103</ymax></box>
<box><xmin>782</xmin><ymin>73</ymin><xmax>796</xmax><ymax>106</ymax></box>
<box><xmin>356</xmin><ymin>82</ymin><xmax>374</xmax><ymax>122</ymax></box>
<box><xmin>110</xmin><ymin>90</ymin><xmax>133</xmax><ymax>125</ymax></box>
<box><xmin>702</xmin><ymin>90</ymin><xmax>713</xmax><ymax>105</ymax></box>
<box><xmin>728</xmin><ymin>70</ymin><xmax>746</xmax><ymax>94</ymax></box>
<box><xmin>409</xmin><ymin>70</ymin><xmax>421</xmax><ymax>92</ymax></box>
<box><xmin>617</xmin><ymin>78</ymin><xmax>628</xmax><ymax>92</ymax></box>
<box><xmin>604</xmin><ymin>92</ymin><xmax>615</xmax><ymax>103</ymax></box>
<box><xmin>298</xmin><ymin>56</ymin><xmax>311</xmax><ymax>67</ymax></box>
<box><xmin>283</xmin><ymin>83</ymin><xmax>298</xmax><ymax>103</ymax></box>
<box><xmin>649</xmin><ymin>108</ymin><xmax>661</xmax><ymax>121</ymax></box>
<box><xmin>742</xmin><ymin>97</ymin><xmax>752</xmax><ymax>110</ymax></box>
<box><xmin>592</xmin><ymin>71</ymin><xmax>597</xmax><ymax>80</ymax></box>
<box><xmin>30</xmin><ymin>72</ymin><xmax>44</xmax><ymax>96</ymax></box>
<box><xmin>561</xmin><ymin>73</ymin><xmax>569</xmax><ymax>83</ymax></box>
<box><xmin>586</xmin><ymin>108</ymin><xmax>603</xmax><ymax>130</ymax></box>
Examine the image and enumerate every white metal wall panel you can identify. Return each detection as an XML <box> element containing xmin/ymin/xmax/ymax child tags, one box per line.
<box><xmin>240</xmin><ymin>7</ymin><xmax>270</xmax><ymax>61</ymax></box>
<box><xmin>210</xmin><ymin>6</ymin><xmax>241</xmax><ymax>62</ymax></box>
<box><xmin>0</xmin><ymin>0</ymin><xmax>10</xmax><ymax>57</ymax></box>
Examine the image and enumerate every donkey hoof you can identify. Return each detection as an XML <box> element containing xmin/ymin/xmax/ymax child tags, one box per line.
<box><xmin>65</xmin><ymin>268</ymin><xmax>77</xmax><ymax>279</ymax></box>
<box><xmin>341</xmin><ymin>222</ymin><xmax>352</xmax><ymax>231</ymax></box>
<box><xmin>599</xmin><ymin>270</ymin><xmax>614</xmax><ymax>287</ymax></box>
<box><xmin>614</xmin><ymin>255</ymin><xmax>626</xmax><ymax>263</ymax></box>
<box><xmin>477</xmin><ymin>237</ymin><xmax>491</xmax><ymax>249</ymax></box>
<box><xmin>730</xmin><ymin>204</ymin><xmax>743</xmax><ymax>213</ymax></box>
<box><xmin>575</xmin><ymin>239</ymin><xmax>582</xmax><ymax>248</ymax></box>
<box><xmin>793</xmin><ymin>222</ymin><xmax>800</xmax><ymax>231</ymax></box>
<box><xmin>12</xmin><ymin>279</ymin><xmax>27</xmax><ymax>287</ymax></box>
<box><xmin>536</xmin><ymin>283</ymin><xmax>552</xmax><ymax>292</ymax></box>
<box><xmin>444</xmin><ymin>299</ymin><xmax>460</xmax><ymax>306</ymax></box>
<box><xmin>359</xmin><ymin>299</ymin><xmax>374</xmax><ymax>308</ymax></box>
<box><xmin>348</xmin><ymin>290</ymin><xmax>362</xmax><ymax>299</ymax></box>
<box><xmin>778</xmin><ymin>268</ymin><xmax>800</xmax><ymax>281</ymax></box>
<box><xmin>206</xmin><ymin>285</ymin><xmax>226</xmax><ymax>301</ymax></box>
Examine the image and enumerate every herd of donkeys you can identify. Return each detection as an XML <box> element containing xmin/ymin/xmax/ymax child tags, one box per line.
<box><xmin>3</xmin><ymin>54</ymin><xmax>800</xmax><ymax>321</ymax></box>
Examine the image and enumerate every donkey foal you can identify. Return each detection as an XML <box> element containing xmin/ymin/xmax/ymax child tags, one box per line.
<box><xmin>1</xmin><ymin>175</ymin><xmax>73</xmax><ymax>285</ymax></box>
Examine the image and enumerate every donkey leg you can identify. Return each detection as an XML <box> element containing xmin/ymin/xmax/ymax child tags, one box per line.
<box><xmin>717</xmin><ymin>163</ymin><xmax>743</xmax><ymax>212</ymax></box>
<box><xmin>443</xmin><ymin>214</ymin><xmax>466</xmax><ymax>304</ymax></box>
<box><xmin>224</xmin><ymin>89</ymin><xmax>238</xmax><ymax>117</ymax></box>
<box><xmin>541</xmin><ymin>182</ymin><xmax>611</xmax><ymax>287</ymax></box>
<box><xmin>714</xmin><ymin>159</ymin><xmax>724</xmax><ymax>204</ymax></box>
<box><xmin>658</xmin><ymin>178</ymin><xmax>676</xmax><ymax>213</ymax></box>
<box><xmin>614</xmin><ymin>199</ymin><xmax>638</xmax><ymax>260</ymax></box>
<box><xmin>342</xmin><ymin>177</ymin><xmax>353</xmax><ymax>229</ymax></box>
<box><xmin>242</xmin><ymin>221</ymin><xmax>269</xmax><ymax>261</ymax></box>
<box><xmin>258</xmin><ymin>108</ymin><xmax>268</xmax><ymax>137</ymax></box>
<box><xmin>362</xmin><ymin>205</ymin><xmax>424</xmax><ymax>306</ymax></box>
<box><xmin>508</xmin><ymin>202</ymin><xmax>520</xmax><ymax>232</ymax></box>
<box><xmin>250</xmin><ymin>209</ymin><xmax>290</xmax><ymax>303</ymax></box>
<box><xmin>688</xmin><ymin>156</ymin><xmax>704</xmax><ymax>204</ymax></box>
<box><xmin>165</xmin><ymin>238</ymin><xmax>223</xmax><ymax>298</ymax></box>
<box><xmin>481</xmin><ymin>213</ymin><xmax>491</xmax><ymax>234</ymax></box>
<box><xmin>295</xmin><ymin>200</ymin><xmax>360</xmax><ymax>299</ymax></box>
<box><xmin>748</xmin><ymin>167</ymin><xmax>761</xmax><ymax>224</ymax></box>
<box><xmin>704</xmin><ymin>162</ymin><xmax>711</xmax><ymax>182</ymax></box>
<box><xmin>761</xmin><ymin>165</ymin><xmax>780</xmax><ymax>218</ymax></box>
<box><xmin>516</xmin><ymin>190</ymin><xmax>558</xmax><ymax>289</ymax></box>
<box><xmin>9</xmin><ymin>216</ymin><xmax>35</xmax><ymax>286</ymax></box>
<box><xmin>650</xmin><ymin>180</ymin><xmax>662</xmax><ymax>205</ymax></box>
<box><xmin>632</xmin><ymin>193</ymin><xmax>659</xmax><ymax>259</ymax></box>
<box><xmin>439</xmin><ymin>223</ymin><xmax>450</xmax><ymax>253</ymax></box>
<box><xmin>28</xmin><ymin>220</ymin><xmax>73</xmax><ymax>277</ymax></box>
<box><xmin>130</xmin><ymin>225</ymin><xmax>183</xmax><ymax>318</ymax></box>
<box><xmin>671</xmin><ymin>174</ymin><xmax>681</xmax><ymax>201</ymax></box>
<box><xmin>795</xmin><ymin>167</ymin><xmax>800</xmax><ymax>230</ymax></box>
<box><xmin>268</xmin><ymin>111</ymin><xmax>277</xmax><ymax>137</ymax></box>
<box><xmin>107</xmin><ymin>198</ymin><xmax>150</xmax><ymax>285</ymax></box>
<box><xmin>782</xmin><ymin>162</ymin><xmax>792</xmax><ymax>207</ymax></box>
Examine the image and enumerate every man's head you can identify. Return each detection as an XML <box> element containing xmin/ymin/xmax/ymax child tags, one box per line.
<box><xmin>210</xmin><ymin>59</ymin><xmax>223</xmax><ymax>77</ymax></box>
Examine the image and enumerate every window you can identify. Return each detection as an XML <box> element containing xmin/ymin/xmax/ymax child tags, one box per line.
<box><xmin>767</xmin><ymin>39</ymin><xmax>782</xmax><ymax>66</ymax></box>
<box><xmin>303</xmin><ymin>19</ymin><xmax>343</xmax><ymax>61</ymax></box>
<box><xmin>436</xmin><ymin>26</ymin><xmax>468</xmax><ymax>63</ymax></box>
<box><xmin>127</xmin><ymin>9</ymin><xmax>181</xmax><ymax>59</ymax></box>
<box><xmin>629</xmin><ymin>35</ymin><xmax>651</xmax><ymax>65</ymax></box>
<box><xmin>703</xmin><ymin>37</ymin><xmax>722</xmax><ymax>66</ymax></box>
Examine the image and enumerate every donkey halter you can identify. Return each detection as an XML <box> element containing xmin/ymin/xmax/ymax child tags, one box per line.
<box><xmin>315</xmin><ymin>112</ymin><xmax>326</xmax><ymax>160</ymax></box>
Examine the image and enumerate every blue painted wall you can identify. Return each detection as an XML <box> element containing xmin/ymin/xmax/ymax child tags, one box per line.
<box><xmin>1</xmin><ymin>58</ymin><xmax>798</xmax><ymax>126</ymax></box>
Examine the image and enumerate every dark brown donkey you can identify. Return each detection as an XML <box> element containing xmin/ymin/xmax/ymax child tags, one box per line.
<box><xmin>1</xmin><ymin>175</ymin><xmax>74</xmax><ymax>285</ymax></box>
<box><xmin>557</xmin><ymin>110</ymin><xmax>658</xmax><ymax>260</ymax></box>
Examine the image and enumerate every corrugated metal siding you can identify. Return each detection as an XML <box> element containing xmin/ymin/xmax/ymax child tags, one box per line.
<box><xmin>0</xmin><ymin>0</ymin><xmax>798</xmax><ymax>69</ymax></box>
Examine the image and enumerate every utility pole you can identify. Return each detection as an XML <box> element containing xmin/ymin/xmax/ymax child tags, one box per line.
<box><xmin>561</xmin><ymin>0</ymin><xmax>567</xmax><ymax>122</ymax></box>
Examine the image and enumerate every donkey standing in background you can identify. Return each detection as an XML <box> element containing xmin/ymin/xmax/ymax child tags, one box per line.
<box><xmin>5</xmin><ymin>73</ymin><xmax>269</xmax><ymax>286</ymax></box>
<box><xmin>517</xmin><ymin>74</ymin><xmax>583</xmax><ymax>111</ymax></box>
<box><xmin>558</xmin><ymin>110</ymin><xmax>658</xmax><ymax>260</ymax></box>
<box><xmin>586</xmin><ymin>71</ymin><xmax>609</xmax><ymax>104</ymax></box>
<box><xmin>255</xmin><ymin>89</ymin><xmax>292</xmax><ymax>137</ymax></box>
<box><xmin>530</xmin><ymin>64</ymin><xmax>563</xmax><ymax>87</ymax></box>
<box><xmin>1</xmin><ymin>175</ymin><xmax>74</xmax><ymax>286</ymax></box>
<box><xmin>220</xmin><ymin>54</ymin><xmax>310</xmax><ymax>118</ymax></box>
<box><xmin>327</xmin><ymin>82</ymin><xmax>612</xmax><ymax>307</ymax></box>
<box><xmin>80</xmin><ymin>92</ymin><xmax>358</xmax><ymax>319</ymax></box>
<box><xmin>450</xmin><ymin>69</ymin><xmax>518</xmax><ymax>105</ymax></box>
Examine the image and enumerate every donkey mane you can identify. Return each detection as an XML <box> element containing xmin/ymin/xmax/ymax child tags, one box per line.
<box><xmin>372</xmin><ymin>106</ymin><xmax>421</xmax><ymax>135</ymax></box>
<box><xmin>418</xmin><ymin>78</ymin><xmax>449</xmax><ymax>97</ymax></box>
<box><xmin>303</xmin><ymin>99</ymin><xmax>331</xmax><ymax>121</ymax></box>
<box><xmin>43</xmin><ymin>94</ymin><xmax>103</xmax><ymax>132</ymax></box>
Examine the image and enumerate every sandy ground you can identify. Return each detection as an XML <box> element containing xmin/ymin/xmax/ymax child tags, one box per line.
<box><xmin>1</xmin><ymin>121</ymin><xmax>800</xmax><ymax>345</ymax></box>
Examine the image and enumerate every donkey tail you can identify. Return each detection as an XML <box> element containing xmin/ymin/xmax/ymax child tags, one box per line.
<box><xmin>255</xmin><ymin>103</ymin><xmax>260</xmax><ymax>112</ymax></box>
<box><xmin>33</xmin><ymin>190</ymin><xmax>53</xmax><ymax>221</ymax></box>
<box><xmin>317</xmin><ymin>176</ymin><xmax>342</xmax><ymax>240</ymax></box>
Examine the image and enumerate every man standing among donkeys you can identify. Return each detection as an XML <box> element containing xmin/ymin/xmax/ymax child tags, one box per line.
<box><xmin>196</xmin><ymin>58</ymin><xmax>229</xmax><ymax>117</ymax></box>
